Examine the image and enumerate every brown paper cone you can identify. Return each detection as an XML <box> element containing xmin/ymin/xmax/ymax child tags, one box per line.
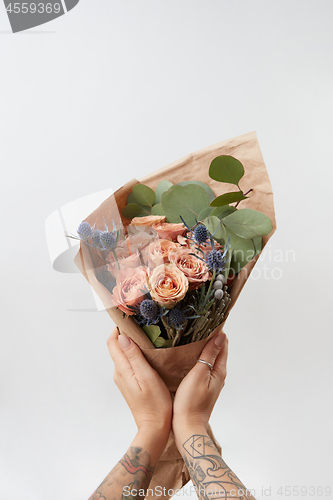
<box><xmin>74</xmin><ymin>132</ymin><xmax>276</xmax><ymax>499</ymax></box>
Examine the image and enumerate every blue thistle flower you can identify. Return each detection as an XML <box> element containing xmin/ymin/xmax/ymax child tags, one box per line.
<box><xmin>140</xmin><ymin>300</ymin><xmax>160</xmax><ymax>323</ymax></box>
<box><xmin>168</xmin><ymin>308</ymin><xmax>186</xmax><ymax>329</ymax></box>
<box><xmin>77</xmin><ymin>221</ymin><xmax>93</xmax><ymax>240</ymax></box>
<box><xmin>193</xmin><ymin>224</ymin><xmax>209</xmax><ymax>244</ymax></box>
<box><xmin>92</xmin><ymin>230</ymin><xmax>106</xmax><ymax>249</ymax></box>
<box><xmin>207</xmin><ymin>249</ymin><xmax>225</xmax><ymax>271</ymax></box>
<box><xmin>100</xmin><ymin>231</ymin><xmax>117</xmax><ymax>250</ymax></box>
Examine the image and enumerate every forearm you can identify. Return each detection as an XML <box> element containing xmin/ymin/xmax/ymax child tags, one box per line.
<box><xmin>88</xmin><ymin>425</ymin><xmax>169</xmax><ymax>500</ymax></box>
<box><xmin>174</xmin><ymin>425</ymin><xmax>256</xmax><ymax>500</ymax></box>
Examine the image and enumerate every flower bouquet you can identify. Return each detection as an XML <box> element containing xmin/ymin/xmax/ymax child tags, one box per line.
<box><xmin>73</xmin><ymin>132</ymin><xmax>276</xmax><ymax>498</ymax></box>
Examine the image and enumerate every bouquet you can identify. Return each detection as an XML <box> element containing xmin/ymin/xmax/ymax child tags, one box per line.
<box><xmin>72</xmin><ymin>132</ymin><xmax>276</xmax><ymax>499</ymax></box>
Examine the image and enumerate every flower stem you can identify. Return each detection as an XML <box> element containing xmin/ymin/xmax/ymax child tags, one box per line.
<box><xmin>235</xmin><ymin>188</ymin><xmax>253</xmax><ymax>208</ymax></box>
<box><xmin>111</xmin><ymin>248</ymin><xmax>120</xmax><ymax>270</ymax></box>
<box><xmin>86</xmin><ymin>243</ymin><xmax>100</xmax><ymax>280</ymax></box>
<box><xmin>203</xmin><ymin>269</ymin><xmax>216</xmax><ymax>309</ymax></box>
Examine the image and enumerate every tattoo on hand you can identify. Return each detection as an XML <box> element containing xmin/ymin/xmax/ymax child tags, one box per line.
<box><xmin>182</xmin><ymin>435</ymin><xmax>256</xmax><ymax>500</ymax></box>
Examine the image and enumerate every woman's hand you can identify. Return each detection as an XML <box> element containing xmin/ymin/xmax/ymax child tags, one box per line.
<box><xmin>173</xmin><ymin>332</ymin><xmax>228</xmax><ymax>437</ymax></box>
<box><xmin>88</xmin><ymin>329</ymin><xmax>173</xmax><ymax>500</ymax></box>
<box><xmin>107</xmin><ymin>327</ymin><xmax>172</xmax><ymax>435</ymax></box>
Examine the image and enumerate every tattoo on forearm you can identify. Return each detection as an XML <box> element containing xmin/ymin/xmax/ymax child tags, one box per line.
<box><xmin>182</xmin><ymin>435</ymin><xmax>256</xmax><ymax>500</ymax></box>
<box><xmin>88</xmin><ymin>446</ymin><xmax>154</xmax><ymax>500</ymax></box>
<box><xmin>119</xmin><ymin>452</ymin><xmax>151</xmax><ymax>486</ymax></box>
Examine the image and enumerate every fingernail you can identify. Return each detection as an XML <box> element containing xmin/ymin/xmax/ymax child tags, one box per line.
<box><xmin>118</xmin><ymin>334</ymin><xmax>131</xmax><ymax>350</ymax></box>
<box><xmin>215</xmin><ymin>333</ymin><xmax>226</xmax><ymax>347</ymax></box>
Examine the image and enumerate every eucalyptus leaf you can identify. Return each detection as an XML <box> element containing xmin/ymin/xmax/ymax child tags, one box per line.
<box><xmin>151</xmin><ymin>203</ymin><xmax>165</xmax><ymax>216</ymax></box>
<box><xmin>161</xmin><ymin>185</ymin><xmax>210</xmax><ymax>228</ymax></box>
<box><xmin>198</xmin><ymin>207</ymin><xmax>214</xmax><ymax>220</ymax></box>
<box><xmin>122</xmin><ymin>203</ymin><xmax>150</xmax><ymax>219</ymax></box>
<box><xmin>210</xmin><ymin>205</ymin><xmax>237</xmax><ymax>218</ymax></box>
<box><xmin>222</xmin><ymin>209</ymin><xmax>272</xmax><ymax>239</ymax></box>
<box><xmin>203</xmin><ymin>215</ymin><xmax>228</xmax><ymax>242</ymax></box>
<box><xmin>252</xmin><ymin>236</ymin><xmax>263</xmax><ymax>256</ymax></box>
<box><xmin>177</xmin><ymin>180</ymin><xmax>215</xmax><ymax>202</ymax></box>
<box><xmin>132</xmin><ymin>184</ymin><xmax>156</xmax><ymax>207</ymax></box>
<box><xmin>155</xmin><ymin>180</ymin><xmax>173</xmax><ymax>204</ymax></box>
<box><xmin>230</xmin><ymin>238</ymin><xmax>255</xmax><ymax>274</ymax></box>
<box><xmin>210</xmin><ymin>191</ymin><xmax>247</xmax><ymax>207</ymax></box>
<box><xmin>224</xmin><ymin>227</ymin><xmax>241</xmax><ymax>249</ymax></box>
<box><xmin>142</xmin><ymin>325</ymin><xmax>161</xmax><ymax>343</ymax></box>
<box><xmin>127</xmin><ymin>192</ymin><xmax>136</xmax><ymax>204</ymax></box>
<box><xmin>209</xmin><ymin>155</ymin><xmax>245</xmax><ymax>186</ymax></box>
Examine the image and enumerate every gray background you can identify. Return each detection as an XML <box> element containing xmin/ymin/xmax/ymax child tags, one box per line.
<box><xmin>0</xmin><ymin>1</ymin><xmax>332</xmax><ymax>499</ymax></box>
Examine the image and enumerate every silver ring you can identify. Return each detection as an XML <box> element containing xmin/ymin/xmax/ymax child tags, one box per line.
<box><xmin>197</xmin><ymin>359</ymin><xmax>213</xmax><ymax>370</ymax></box>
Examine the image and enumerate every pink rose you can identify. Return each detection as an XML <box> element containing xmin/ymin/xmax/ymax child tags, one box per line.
<box><xmin>177</xmin><ymin>234</ymin><xmax>222</xmax><ymax>255</ymax></box>
<box><xmin>112</xmin><ymin>266</ymin><xmax>149</xmax><ymax>315</ymax></box>
<box><xmin>177</xmin><ymin>234</ymin><xmax>192</xmax><ymax>247</ymax></box>
<box><xmin>142</xmin><ymin>239</ymin><xmax>180</xmax><ymax>269</ymax></box>
<box><xmin>106</xmin><ymin>249</ymin><xmax>141</xmax><ymax>276</ymax></box>
<box><xmin>152</xmin><ymin>222</ymin><xmax>186</xmax><ymax>241</ymax></box>
<box><xmin>129</xmin><ymin>215</ymin><xmax>166</xmax><ymax>227</ymax></box>
<box><xmin>169</xmin><ymin>248</ymin><xmax>209</xmax><ymax>289</ymax></box>
<box><xmin>147</xmin><ymin>263</ymin><xmax>188</xmax><ymax>308</ymax></box>
<box><xmin>118</xmin><ymin>231</ymin><xmax>156</xmax><ymax>254</ymax></box>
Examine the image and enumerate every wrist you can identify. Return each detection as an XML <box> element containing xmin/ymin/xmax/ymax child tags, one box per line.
<box><xmin>173</xmin><ymin>422</ymin><xmax>208</xmax><ymax>453</ymax></box>
<box><xmin>134</xmin><ymin>422</ymin><xmax>171</xmax><ymax>465</ymax></box>
<box><xmin>137</xmin><ymin>420</ymin><xmax>171</xmax><ymax>440</ymax></box>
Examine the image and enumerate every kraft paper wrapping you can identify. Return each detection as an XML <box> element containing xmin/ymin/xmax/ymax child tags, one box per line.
<box><xmin>74</xmin><ymin>132</ymin><xmax>276</xmax><ymax>499</ymax></box>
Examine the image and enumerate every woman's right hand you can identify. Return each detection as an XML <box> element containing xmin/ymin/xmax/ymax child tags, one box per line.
<box><xmin>172</xmin><ymin>333</ymin><xmax>228</xmax><ymax>437</ymax></box>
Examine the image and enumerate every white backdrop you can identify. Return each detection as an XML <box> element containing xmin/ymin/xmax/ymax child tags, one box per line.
<box><xmin>0</xmin><ymin>1</ymin><xmax>332</xmax><ymax>499</ymax></box>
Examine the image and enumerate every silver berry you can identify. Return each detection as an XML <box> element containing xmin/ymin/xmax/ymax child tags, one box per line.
<box><xmin>214</xmin><ymin>289</ymin><xmax>224</xmax><ymax>300</ymax></box>
<box><xmin>216</xmin><ymin>274</ymin><xmax>226</xmax><ymax>284</ymax></box>
<box><xmin>213</xmin><ymin>281</ymin><xmax>222</xmax><ymax>290</ymax></box>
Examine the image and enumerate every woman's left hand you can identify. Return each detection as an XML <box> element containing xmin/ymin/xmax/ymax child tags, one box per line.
<box><xmin>107</xmin><ymin>327</ymin><xmax>172</xmax><ymax>435</ymax></box>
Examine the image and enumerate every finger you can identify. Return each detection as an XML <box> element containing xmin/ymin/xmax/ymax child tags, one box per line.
<box><xmin>107</xmin><ymin>328</ymin><xmax>133</xmax><ymax>375</ymax></box>
<box><xmin>117</xmin><ymin>332</ymin><xmax>154</xmax><ymax>379</ymax></box>
<box><xmin>212</xmin><ymin>336</ymin><xmax>229</xmax><ymax>379</ymax></box>
<box><xmin>196</xmin><ymin>333</ymin><xmax>227</xmax><ymax>372</ymax></box>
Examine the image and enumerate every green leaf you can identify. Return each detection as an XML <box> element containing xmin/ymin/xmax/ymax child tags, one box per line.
<box><xmin>230</xmin><ymin>238</ymin><xmax>255</xmax><ymax>274</ymax></box>
<box><xmin>203</xmin><ymin>216</ymin><xmax>228</xmax><ymax>242</ymax></box>
<box><xmin>161</xmin><ymin>185</ymin><xmax>210</xmax><ymax>228</ymax></box>
<box><xmin>198</xmin><ymin>207</ymin><xmax>214</xmax><ymax>220</ymax></box>
<box><xmin>155</xmin><ymin>180</ymin><xmax>173</xmax><ymax>204</ymax></box>
<box><xmin>252</xmin><ymin>236</ymin><xmax>263</xmax><ymax>256</ymax></box>
<box><xmin>209</xmin><ymin>155</ymin><xmax>245</xmax><ymax>186</ymax></box>
<box><xmin>154</xmin><ymin>337</ymin><xmax>173</xmax><ymax>348</ymax></box>
<box><xmin>210</xmin><ymin>191</ymin><xmax>248</xmax><ymax>207</ymax></box>
<box><xmin>132</xmin><ymin>184</ymin><xmax>156</xmax><ymax>207</ymax></box>
<box><xmin>142</xmin><ymin>325</ymin><xmax>161</xmax><ymax>343</ymax></box>
<box><xmin>210</xmin><ymin>205</ymin><xmax>237</xmax><ymax>218</ymax></box>
<box><xmin>151</xmin><ymin>203</ymin><xmax>165</xmax><ymax>216</ymax></box>
<box><xmin>122</xmin><ymin>203</ymin><xmax>150</xmax><ymax>219</ymax></box>
<box><xmin>177</xmin><ymin>181</ymin><xmax>215</xmax><ymax>202</ymax></box>
<box><xmin>222</xmin><ymin>209</ymin><xmax>273</xmax><ymax>239</ymax></box>
<box><xmin>127</xmin><ymin>192</ymin><xmax>136</xmax><ymax>204</ymax></box>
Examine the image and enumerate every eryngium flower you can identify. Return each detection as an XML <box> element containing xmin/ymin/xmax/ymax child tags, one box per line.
<box><xmin>140</xmin><ymin>299</ymin><xmax>160</xmax><ymax>322</ymax></box>
<box><xmin>193</xmin><ymin>224</ymin><xmax>209</xmax><ymax>244</ymax></box>
<box><xmin>77</xmin><ymin>221</ymin><xmax>93</xmax><ymax>240</ymax></box>
<box><xmin>100</xmin><ymin>231</ymin><xmax>117</xmax><ymax>250</ymax></box>
<box><xmin>168</xmin><ymin>307</ymin><xmax>186</xmax><ymax>329</ymax></box>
